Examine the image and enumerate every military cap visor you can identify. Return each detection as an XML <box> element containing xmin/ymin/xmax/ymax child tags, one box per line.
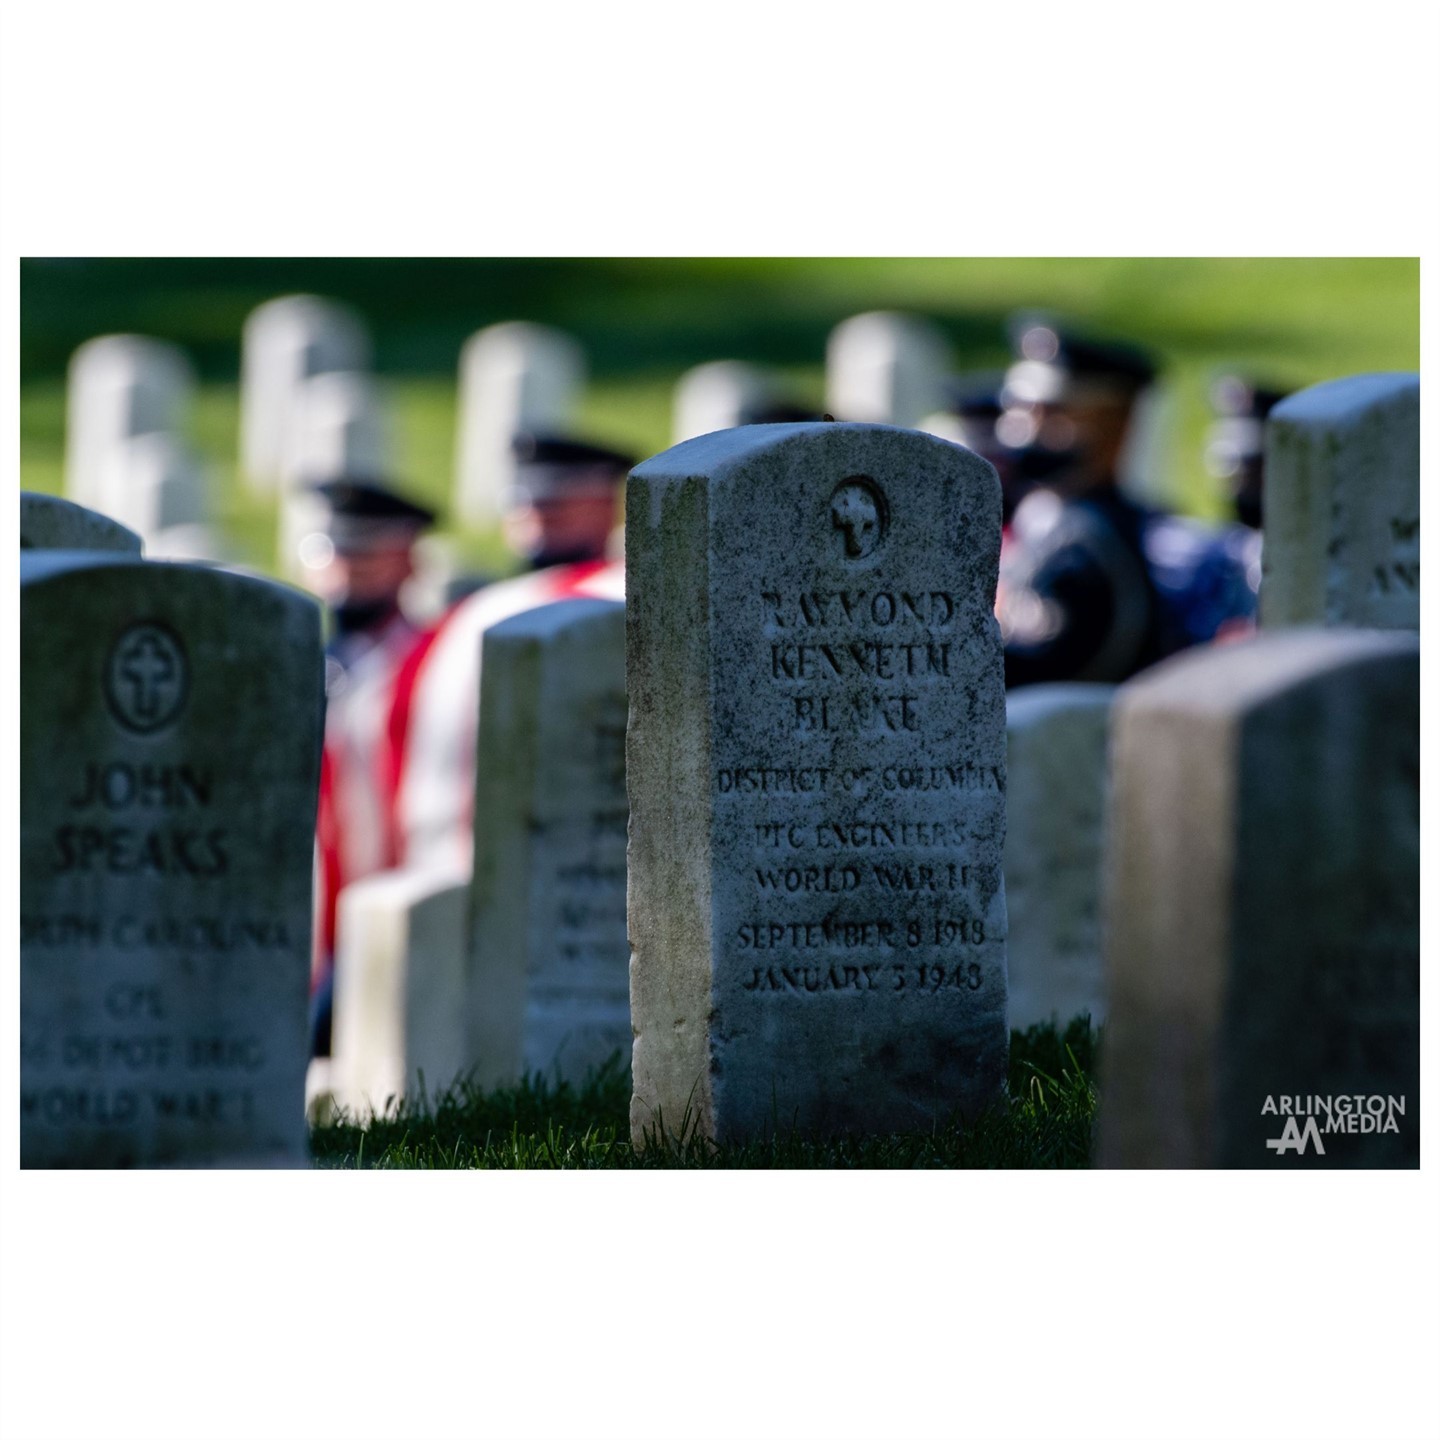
<box><xmin>1004</xmin><ymin>316</ymin><xmax>1158</xmax><ymax>405</ymax></box>
<box><xmin>307</xmin><ymin>477</ymin><xmax>437</xmax><ymax>553</ymax></box>
<box><xmin>507</xmin><ymin>432</ymin><xmax>634</xmax><ymax>506</ymax></box>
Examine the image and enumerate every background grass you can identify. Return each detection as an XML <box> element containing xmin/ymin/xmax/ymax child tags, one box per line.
<box><xmin>20</xmin><ymin>258</ymin><xmax>1420</xmax><ymax>575</ymax></box>
<box><xmin>308</xmin><ymin>1016</ymin><xmax>1099</xmax><ymax>1169</ymax></box>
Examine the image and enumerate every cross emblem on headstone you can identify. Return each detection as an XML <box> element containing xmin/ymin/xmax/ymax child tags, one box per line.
<box><xmin>120</xmin><ymin>635</ymin><xmax>177</xmax><ymax>719</ymax></box>
<box><xmin>830</xmin><ymin>480</ymin><xmax>884</xmax><ymax>559</ymax></box>
<box><xmin>105</xmin><ymin>623</ymin><xmax>187</xmax><ymax>733</ymax></box>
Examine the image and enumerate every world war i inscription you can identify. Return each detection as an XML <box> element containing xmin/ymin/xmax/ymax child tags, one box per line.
<box><xmin>627</xmin><ymin>422</ymin><xmax>1008</xmax><ymax>1143</ymax></box>
<box><xmin>20</xmin><ymin>552</ymin><xmax>323</xmax><ymax>1166</ymax></box>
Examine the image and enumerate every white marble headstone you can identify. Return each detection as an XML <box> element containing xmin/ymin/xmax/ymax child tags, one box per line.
<box><xmin>672</xmin><ymin>361</ymin><xmax>778</xmax><ymax>443</ymax></box>
<box><xmin>1004</xmin><ymin>684</ymin><xmax>1114</xmax><ymax>1030</ymax></box>
<box><xmin>65</xmin><ymin>335</ymin><xmax>195</xmax><ymax>512</ymax></box>
<box><xmin>1261</xmin><ymin>373</ymin><xmax>1419</xmax><ymax>630</ymax></box>
<box><xmin>469</xmin><ymin>598</ymin><xmax>631</xmax><ymax>1087</ymax></box>
<box><xmin>94</xmin><ymin>431</ymin><xmax>209</xmax><ymax>544</ymax></box>
<box><xmin>20</xmin><ymin>551</ymin><xmax>324</xmax><ymax>1166</ymax></box>
<box><xmin>453</xmin><ymin>321</ymin><xmax>586</xmax><ymax>525</ymax></box>
<box><xmin>275</xmin><ymin>371</ymin><xmax>391</xmax><ymax>579</ymax></box>
<box><xmin>1099</xmin><ymin>629</ymin><xmax>1419</xmax><ymax>1168</ymax></box>
<box><xmin>626</xmin><ymin>422</ymin><xmax>1007</xmax><ymax>1144</ymax></box>
<box><xmin>825</xmin><ymin>312</ymin><xmax>953</xmax><ymax>428</ymax></box>
<box><xmin>331</xmin><ymin>867</ymin><xmax>470</xmax><ymax>1116</ymax></box>
<box><xmin>239</xmin><ymin>295</ymin><xmax>372</xmax><ymax>493</ymax></box>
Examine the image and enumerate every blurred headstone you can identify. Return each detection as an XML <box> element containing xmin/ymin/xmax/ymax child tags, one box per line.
<box><xmin>1099</xmin><ymin>629</ymin><xmax>1419</xmax><ymax>1168</ymax></box>
<box><xmin>626</xmin><ymin>423</ymin><xmax>1007</xmax><ymax>1144</ymax></box>
<box><xmin>65</xmin><ymin>335</ymin><xmax>194</xmax><ymax>512</ymax></box>
<box><xmin>1004</xmin><ymin>683</ymin><xmax>1113</xmax><ymax>1030</ymax></box>
<box><xmin>20</xmin><ymin>551</ymin><xmax>324</xmax><ymax>1166</ymax></box>
<box><xmin>331</xmin><ymin>867</ymin><xmax>470</xmax><ymax>1116</ymax></box>
<box><xmin>469</xmin><ymin>598</ymin><xmax>631</xmax><ymax>1087</ymax></box>
<box><xmin>453</xmin><ymin>321</ymin><xmax>586</xmax><ymax>526</ymax></box>
<box><xmin>275</xmin><ymin>371</ymin><xmax>390</xmax><ymax>579</ymax></box>
<box><xmin>672</xmin><ymin>361</ymin><xmax>778</xmax><ymax>442</ymax></box>
<box><xmin>1261</xmin><ymin>373</ymin><xmax>1419</xmax><ymax>630</ymax></box>
<box><xmin>825</xmin><ymin>312</ymin><xmax>953</xmax><ymax>427</ymax></box>
<box><xmin>239</xmin><ymin>295</ymin><xmax>371</xmax><ymax>494</ymax></box>
<box><xmin>95</xmin><ymin>431</ymin><xmax>210</xmax><ymax>547</ymax></box>
<box><xmin>20</xmin><ymin>492</ymin><xmax>142</xmax><ymax>554</ymax></box>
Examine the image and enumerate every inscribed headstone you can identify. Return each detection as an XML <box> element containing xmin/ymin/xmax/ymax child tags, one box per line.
<box><xmin>20</xmin><ymin>551</ymin><xmax>324</xmax><ymax>1166</ymax></box>
<box><xmin>1004</xmin><ymin>683</ymin><xmax>1113</xmax><ymax>1030</ymax></box>
<box><xmin>469</xmin><ymin>598</ymin><xmax>631</xmax><ymax>1086</ymax></box>
<box><xmin>626</xmin><ymin>422</ymin><xmax>1008</xmax><ymax>1144</ymax></box>
<box><xmin>1099</xmin><ymin>629</ymin><xmax>1419</xmax><ymax>1168</ymax></box>
<box><xmin>1261</xmin><ymin>373</ymin><xmax>1419</xmax><ymax>630</ymax></box>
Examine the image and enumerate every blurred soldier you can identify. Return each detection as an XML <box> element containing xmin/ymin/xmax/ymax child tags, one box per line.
<box><xmin>995</xmin><ymin>316</ymin><xmax>1168</xmax><ymax>686</ymax></box>
<box><xmin>304</xmin><ymin>477</ymin><xmax>436</xmax><ymax>1056</ymax></box>
<box><xmin>1205</xmin><ymin>373</ymin><xmax>1289</xmax><ymax>529</ymax></box>
<box><xmin>384</xmin><ymin>433</ymin><xmax>631</xmax><ymax>874</ymax></box>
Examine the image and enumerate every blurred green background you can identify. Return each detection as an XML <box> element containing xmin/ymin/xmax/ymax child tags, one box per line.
<box><xmin>19</xmin><ymin>258</ymin><xmax>1420</xmax><ymax>577</ymax></box>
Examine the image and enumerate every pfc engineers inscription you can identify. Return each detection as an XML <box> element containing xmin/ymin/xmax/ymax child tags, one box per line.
<box><xmin>21</xmin><ymin>552</ymin><xmax>323</xmax><ymax>1167</ymax></box>
<box><xmin>627</xmin><ymin>422</ymin><xmax>1009</xmax><ymax>1144</ymax></box>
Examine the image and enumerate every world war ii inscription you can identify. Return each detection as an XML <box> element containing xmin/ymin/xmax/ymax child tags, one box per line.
<box><xmin>20</xmin><ymin>552</ymin><xmax>323</xmax><ymax>1166</ymax></box>
<box><xmin>628</xmin><ymin>422</ymin><xmax>1008</xmax><ymax>1142</ymax></box>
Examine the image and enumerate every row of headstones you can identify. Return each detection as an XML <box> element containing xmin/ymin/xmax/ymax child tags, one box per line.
<box><xmin>64</xmin><ymin>303</ymin><xmax>962</xmax><ymax>555</ymax></box>
<box><xmin>21</xmin><ymin>367</ymin><xmax>1418</xmax><ymax>1165</ymax></box>
<box><xmin>326</xmin><ymin>369</ymin><xmax>1420</xmax><ymax>1165</ymax></box>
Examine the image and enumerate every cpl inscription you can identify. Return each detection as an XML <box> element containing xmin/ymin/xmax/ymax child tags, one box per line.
<box><xmin>105</xmin><ymin>622</ymin><xmax>189</xmax><ymax>734</ymax></box>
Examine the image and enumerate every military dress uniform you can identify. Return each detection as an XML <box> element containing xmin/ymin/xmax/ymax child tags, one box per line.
<box><xmin>305</xmin><ymin>478</ymin><xmax>436</xmax><ymax>1055</ymax></box>
<box><xmin>384</xmin><ymin>434</ymin><xmax>632</xmax><ymax>875</ymax></box>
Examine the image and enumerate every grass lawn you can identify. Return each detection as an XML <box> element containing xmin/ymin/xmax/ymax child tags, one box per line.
<box><xmin>308</xmin><ymin>1016</ymin><xmax>1099</xmax><ymax>1169</ymax></box>
<box><xmin>20</xmin><ymin>258</ymin><xmax>1420</xmax><ymax>577</ymax></box>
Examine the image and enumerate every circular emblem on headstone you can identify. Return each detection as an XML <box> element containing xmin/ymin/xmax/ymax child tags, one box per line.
<box><xmin>105</xmin><ymin>622</ymin><xmax>189</xmax><ymax>734</ymax></box>
<box><xmin>830</xmin><ymin>476</ymin><xmax>888</xmax><ymax>561</ymax></box>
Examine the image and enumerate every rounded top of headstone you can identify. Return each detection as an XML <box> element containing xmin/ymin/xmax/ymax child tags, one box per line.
<box><xmin>67</xmin><ymin>333</ymin><xmax>195</xmax><ymax>388</ymax></box>
<box><xmin>1268</xmin><ymin>372</ymin><xmax>1419</xmax><ymax>428</ymax></box>
<box><xmin>464</xmin><ymin>320</ymin><xmax>584</xmax><ymax>359</ymax></box>
<box><xmin>20</xmin><ymin>493</ymin><xmax>143</xmax><ymax>555</ymax></box>
<box><xmin>1116</xmin><ymin>629</ymin><xmax>1418</xmax><ymax>719</ymax></box>
<box><xmin>486</xmin><ymin>594</ymin><xmax>624</xmax><ymax>642</ymax></box>
<box><xmin>632</xmin><ymin>419</ymin><xmax>988</xmax><ymax>484</ymax></box>
<box><xmin>245</xmin><ymin>292</ymin><xmax>363</xmax><ymax>329</ymax></box>
<box><xmin>1006</xmin><ymin>682</ymin><xmax>1116</xmax><ymax>729</ymax></box>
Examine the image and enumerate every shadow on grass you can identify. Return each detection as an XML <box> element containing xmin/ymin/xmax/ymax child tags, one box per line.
<box><xmin>310</xmin><ymin>1016</ymin><xmax>1099</xmax><ymax>1170</ymax></box>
